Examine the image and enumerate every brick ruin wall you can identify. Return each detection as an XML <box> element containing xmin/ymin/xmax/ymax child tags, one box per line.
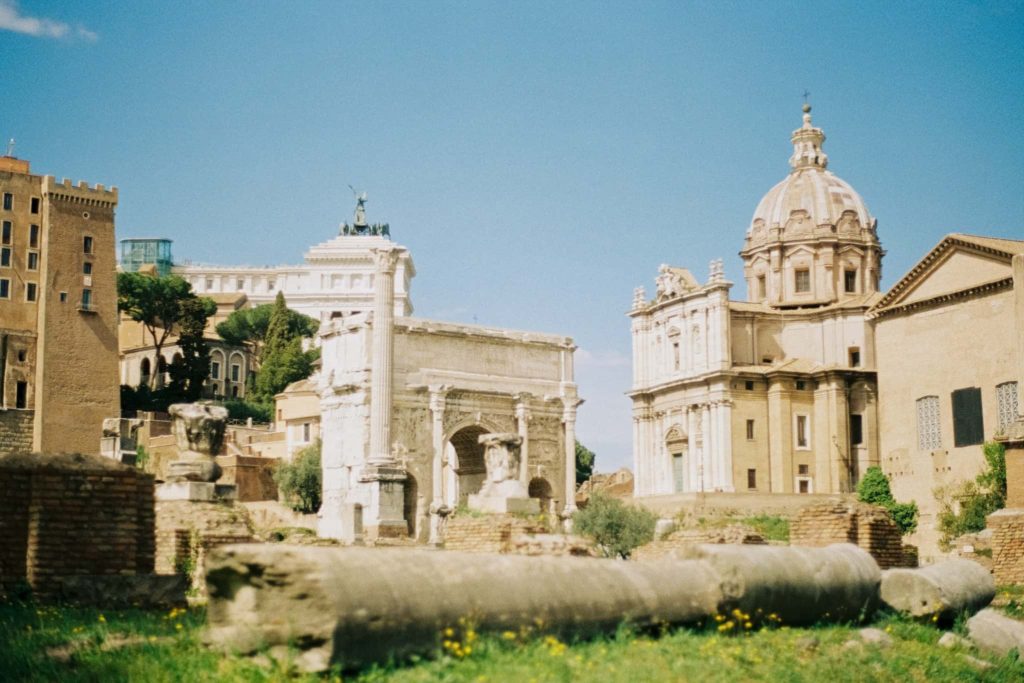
<box><xmin>442</xmin><ymin>515</ymin><xmax>594</xmax><ymax>557</ymax></box>
<box><xmin>632</xmin><ymin>524</ymin><xmax>767</xmax><ymax>562</ymax></box>
<box><xmin>790</xmin><ymin>501</ymin><xmax>915</xmax><ymax>569</ymax></box>
<box><xmin>0</xmin><ymin>452</ymin><xmax>154</xmax><ymax>600</ymax></box>
<box><xmin>0</xmin><ymin>410</ymin><xmax>33</xmax><ymax>455</ymax></box>
<box><xmin>989</xmin><ymin>510</ymin><xmax>1024</xmax><ymax>586</ymax></box>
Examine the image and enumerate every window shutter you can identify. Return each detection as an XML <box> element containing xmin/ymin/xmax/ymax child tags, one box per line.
<box><xmin>952</xmin><ymin>387</ymin><xmax>984</xmax><ymax>448</ymax></box>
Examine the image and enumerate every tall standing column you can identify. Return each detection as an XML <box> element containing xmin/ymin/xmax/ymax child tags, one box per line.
<box><xmin>516</xmin><ymin>396</ymin><xmax>531</xmax><ymax>487</ymax></box>
<box><xmin>686</xmin><ymin>406</ymin><xmax>698</xmax><ymax>492</ymax></box>
<box><xmin>701</xmin><ymin>402</ymin><xmax>712</xmax><ymax>492</ymax></box>
<box><xmin>562</xmin><ymin>399</ymin><xmax>580</xmax><ymax>517</ymax></box>
<box><xmin>369</xmin><ymin>247</ymin><xmax>399</xmax><ymax>465</ymax></box>
<box><xmin>428</xmin><ymin>385</ymin><xmax>448</xmax><ymax>546</ymax></box>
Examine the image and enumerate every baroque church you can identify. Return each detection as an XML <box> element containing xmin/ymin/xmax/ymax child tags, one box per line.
<box><xmin>629</xmin><ymin>105</ymin><xmax>882</xmax><ymax>497</ymax></box>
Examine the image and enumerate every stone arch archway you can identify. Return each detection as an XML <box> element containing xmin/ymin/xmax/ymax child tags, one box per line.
<box><xmin>528</xmin><ymin>477</ymin><xmax>554</xmax><ymax>516</ymax></box>
<box><xmin>139</xmin><ymin>357</ymin><xmax>151</xmax><ymax>387</ymax></box>
<box><xmin>447</xmin><ymin>424</ymin><xmax>489</xmax><ymax>508</ymax></box>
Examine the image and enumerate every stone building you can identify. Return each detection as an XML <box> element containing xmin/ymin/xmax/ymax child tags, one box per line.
<box><xmin>630</xmin><ymin>106</ymin><xmax>880</xmax><ymax>497</ymax></box>
<box><xmin>174</xmin><ymin>193</ymin><xmax>415</xmax><ymax>322</ymax></box>
<box><xmin>0</xmin><ymin>153</ymin><xmax>120</xmax><ymax>455</ymax></box>
<box><xmin>318</xmin><ymin>244</ymin><xmax>580</xmax><ymax>543</ymax></box>
<box><xmin>871</xmin><ymin>234</ymin><xmax>1024</xmax><ymax>557</ymax></box>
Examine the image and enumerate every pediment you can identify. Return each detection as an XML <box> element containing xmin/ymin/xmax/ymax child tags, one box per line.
<box><xmin>876</xmin><ymin>235</ymin><xmax>1020</xmax><ymax>311</ymax></box>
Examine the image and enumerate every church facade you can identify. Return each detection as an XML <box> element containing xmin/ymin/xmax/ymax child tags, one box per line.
<box><xmin>630</xmin><ymin>106</ymin><xmax>882</xmax><ymax>497</ymax></box>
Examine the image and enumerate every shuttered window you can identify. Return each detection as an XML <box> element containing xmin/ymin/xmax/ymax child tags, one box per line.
<box><xmin>952</xmin><ymin>387</ymin><xmax>984</xmax><ymax>448</ymax></box>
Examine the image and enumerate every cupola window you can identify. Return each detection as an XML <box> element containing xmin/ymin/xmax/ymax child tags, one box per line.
<box><xmin>794</xmin><ymin>269</ymin><xmax>810</xmax><ymax>293</ymax></box>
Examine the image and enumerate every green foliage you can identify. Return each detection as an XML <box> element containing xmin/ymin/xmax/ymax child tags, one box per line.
<box><xmin>135</xmin><ymin>445</ymin><xmax>149</xmax><ymax>472</ymax></box>
<box><xmin>215</xmin><ymin>298</ymin><xmax>318</xmax><ymax>366</ymax></box>
<box><xmin>253</xmin><ymin>336</ymin><xmax>317</xmax><ymax>402</ymax></box>
<box><xmin>120</xmin><ymin>383</ymin><xmax>178</xmax><ymax>413</ymax></box>
<box><xmin>234</xmin><ymin>293</ymin><xmax>320</xmax><ymax>402</ymax></box>
<box><xmin>274</xmin><ymin>439</ymin><xmax>322</xmax><ymax>513</ymax></box>
<box><xmin>857</xmin><ymin>466</ymin><xmax>918</xmax><ymax>535</ymax></box>
<box><xmin>575</xmin><ymin>440</ymin><xmax>596</xmax><ymax>485</ymax></box>
<box><xmin>573</xmin><ymin>493</ymin><xmax>656</xmax><ymax>558</ymax></box>
<box><xmin>219</xmin><ymin>398</ymin><xmax>273</xmax><ymax>424</ymax></box>
<box><xmin>166</xmin><ymin>296</ymin><xmax>217</xmax><ymax>401</ymax></box>
<box><xmin>936</xmin><ymin>442</ymin><xmax>1007</xmax><ymax>548</ymax></box>
<box><xmin>742</xmin><ymin>514</ymin><xmax>790</xmax><ymax>542</ymax></box>
<box><xmin>117</xmin><ymin>273</ymin><xmax>202</xmax><ymax>390</ymax></box>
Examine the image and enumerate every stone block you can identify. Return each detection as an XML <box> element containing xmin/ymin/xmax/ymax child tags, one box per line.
<box><xmin>155</xmin><ymin>481</ymin><xmax>215</xmax><ymax>502</ymax></box>
<box><xmin>967</xmin><ymin>608</ymin><xmax>1024</xmax><ymax>657</ymax></box>
<box><xmin>468</xmin><ymin>494</ymin><xmax>540</xmax><ymax>515</ymax></box>
<box><xmin>880</xmin><ymin>559</ymin><xmax>994</xmax><ymax>622</ymax></box>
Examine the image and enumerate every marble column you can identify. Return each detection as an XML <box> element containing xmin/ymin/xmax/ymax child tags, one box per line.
<box><xmin>700</xmin><ymin>403</ymin><xmax>712</xmax><ymax>492</ymax></box>
<box><xmin>562</xmin><ymin>399</ymin><xmax>580</xmax><ymax>516</ymax></box>
<box><xmin>720</xmin><ymin>400</ymin><xmax>734</xmax><ymax>492</ymax></box>
<box><xmin>368</xmin><ymin>247</ymin><xmax>399</xmax><ymax>465</ymax></box>
<box><xmin>515</xmin><ymin>396</ymin><xmax>531</xmax><ymax>487</ymax></box>
<box><xmin>428</xmin><ymin>385</ymin><xmax>449</xmax><ymax>546</ymax></box>
<box><xmin>687</xmin><ymin>406</ymin><xmax>698</xmax><ymax>492</ymax></box>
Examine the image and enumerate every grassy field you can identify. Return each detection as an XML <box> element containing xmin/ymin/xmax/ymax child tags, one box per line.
<box><xmin>2</xmin><ymin>600</ymin><xmax>1024</xmax><ymax>682</ymax></box>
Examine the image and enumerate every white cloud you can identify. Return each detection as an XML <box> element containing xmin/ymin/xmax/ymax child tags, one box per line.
<box><xmin>0</xmin><ymin>1</ymin><xmax>96</xmax><ymax>41</ymax></box>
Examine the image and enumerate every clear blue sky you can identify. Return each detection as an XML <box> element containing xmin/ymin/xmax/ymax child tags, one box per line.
<box><xmin>3</xmin><ymin>1</ymin><xmax>1022</xmax><ymax>471</ymax></box>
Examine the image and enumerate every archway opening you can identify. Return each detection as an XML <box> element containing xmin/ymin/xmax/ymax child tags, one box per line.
<box><xmin>528</xmin><ymin>477</ymin><xmax>554</xmax><ymax>516</ymax></box>
<box><xmin>404</xmin><ymin>472</ymin><xmax>418</xmax><ymax>538</ymax></box>
<box><xmin>449</xmin><ymin>425</ymin><xmax>489</xmax><ymax>507</ymax></box>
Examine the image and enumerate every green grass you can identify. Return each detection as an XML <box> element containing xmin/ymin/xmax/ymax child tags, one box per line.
<box><xmin>3</xmin><ymin>603</ymin><xmax>1024</xmax><ymax>682</ymax></box>
<box><xmin>741</xmin><ymin>515</ymin><xmax>791</xmax><ymax>542</ymax></box>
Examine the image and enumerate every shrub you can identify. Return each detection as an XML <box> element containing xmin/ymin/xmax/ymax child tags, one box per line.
<box><xmin>857</xmin><ymin>466</ymin><xmax>918</xmax><ymax>535</ymax></box>
<box><xmin>274</xmin><ymin>439</ymin><xmax>322</xmax><ymax>513</ymax></box>
<box><xmin>743</xmin><ymin>514</ymin><xmax>790</xmax><ymax>542</ymax></box>
<box><xmin>219</xmin><ymin>399</ymin><xmax>273</xmax><ymax>424</ymax></box>
<box><xmin>573</xmin><ymin>493</ymin><xmax>656</xmax><ymax>559</ymax></box>
<box><xmin>935</xmin><ymin>442</ymin><xmax>1006</xmax><ymax>548</ymax></box>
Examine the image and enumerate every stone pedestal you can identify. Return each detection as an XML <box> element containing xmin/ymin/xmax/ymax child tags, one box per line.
<box><xmin>358</xmin><ymin>464</ymin><xmax>408</xmax><ymax>538</ymax></box>
<box><xmin>156</xmin><ymin>481</ymin><xmax>216</xmax><ymax>502</ymax></box>
<box><xmin>468</xmin><ymin>433</ymin><xmax>540</xmax><ymax>515</ymax></box>
<box><xmin>155</xmin><ymin>402</ymin><xmax>235</xmax><ymax>502</ymax></box>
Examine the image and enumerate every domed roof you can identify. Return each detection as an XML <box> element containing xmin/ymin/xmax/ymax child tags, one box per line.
<box><xmin>749</xmin><ymin>107</ymin><xmax>874</xmax><ymax>234</ymax></box>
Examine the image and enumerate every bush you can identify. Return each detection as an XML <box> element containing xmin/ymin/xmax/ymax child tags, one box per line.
<box><xmin>573</xmin><ymin>493</ymin><xmax>656</xmax><ymax>559</ymax></box>
<box><xmin>935</xmin><ymin>442</ymin><xmax>1007</xmax><ymax>548</ymax></box>
<box><xmin>274</xmin><ymin>439</ymin><xmax>322</xmax><ymax>513</ymax></box>
<box><xmin>219</xmin><ymin>399</ymin><xmax>273</xmax><ymax>424</ymax></box>
<box><xmin>857</xmin><ymin>466</ymin><xmax>918</xmax><ymax>535</ymax></box>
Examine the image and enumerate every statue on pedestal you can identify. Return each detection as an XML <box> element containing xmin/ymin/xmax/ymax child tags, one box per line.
<box><xmin>166</xmin><ymin>402</ymin><xmax>228</xmax><ymax>483</ymax></box>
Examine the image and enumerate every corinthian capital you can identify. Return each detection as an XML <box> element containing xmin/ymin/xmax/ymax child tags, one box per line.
<box><xmin>372</xmin><ymin>247</ymin><xmax>401</xmax><ymax>274</ymax></box>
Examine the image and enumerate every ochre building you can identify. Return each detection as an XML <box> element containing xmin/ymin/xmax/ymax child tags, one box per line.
<box><xmin>0</xmin><ymin>154</ymin><xmax>119</xmax><ymax>455</ymax></box>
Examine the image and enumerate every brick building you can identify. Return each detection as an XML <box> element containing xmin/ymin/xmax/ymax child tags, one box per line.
<box><xmin>0</xmin><ymin>153</ymin><xmax>119</xmax><ymax>455</ymax></box>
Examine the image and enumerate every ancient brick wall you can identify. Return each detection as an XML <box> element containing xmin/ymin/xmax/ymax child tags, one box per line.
<box><xmin>0</xmin><ymin>452</ymin><xmax>154</xmax><ymax>600</ymax></box>
<box><xmin>790</xmin><ymin>501</ymin><xmax>913</xmax><ymax>569</ymax></box>
<box><xmin>0</xmin><ymin>409</ymin><xmax>33</xmax><ymax>455</ymax></box>
<box><xmin>632</xmin><ymin>524</ymin><xmax>766</xmax><ymax>562</ymax></box>
<box><xmin>217</xmin><ymin>455</ymin><xmax>278</xmax><ymax>502</ymax></box>
<box><xmin>988</xmin><ymin>509</ymin><xmax>1024</xmax><ymax>585</ymax></box>
<box><xmin>443</xmin><ymin>515</ymin><xmax>548</xmax><ymax>554</ymax></box>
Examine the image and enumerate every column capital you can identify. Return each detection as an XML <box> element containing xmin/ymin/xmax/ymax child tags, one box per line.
<box><xmin>428</xmin><ymin>384</ymin><xmax>450</xmax><ymax>414</ymax></box>
<box><xmin>371</xmin><ymin>247</ymin><xmax>401</xmax><ymax>274</ymax></box>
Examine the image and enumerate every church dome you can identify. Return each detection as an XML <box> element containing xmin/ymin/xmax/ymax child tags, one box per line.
<box><xmin>747</xmin><ymin>106</ymin><xmax>874</xmax><ymax>238</ymax></box>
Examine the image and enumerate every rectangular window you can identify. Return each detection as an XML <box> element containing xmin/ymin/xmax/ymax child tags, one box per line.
<box><xmin>844</xmin><ymin>269</ymin><xmax>857</xmax><ymax>293</ymax></box>
<box><xmin>268</xmin><ymin>279</ymin><xmax>276</xmax><ymax>291</ymax></box>
<box><xmin>672</xmin><ymin>341</ymin><xmax>680</xmax><ymax>371</ymax></box>
<box><xmin>30</xmin><ymin>197</ymin><xmax>40</xmax><ymax>214</ymax></box>
<box><xmin>1</xmin><ymin>221</ymin><xmax>10</xmax><ymax>244</ymax></box>
<box><xmin>83</xmin><ymin>261</ymin><xmax>92</xmax><ymax>275</ymax></box>
<box><xmin>29</xmin><ymin>224</ymin><xmax>38</xmax><ymax>248</ymax></box>
<box><xmin>236</xmin><ymin>278</ymin><xmax>244</xmax><ymax>290</ymax></box>
<box><xmin>231</xmin><ymin>363</ymin><xmax>240</xmax><ymax>382</ymax></box>
<box><xmin>794</xmin><ymin>269</ymin><xmax>810</xmax><ymax>293</ymax></box>
<box><xmin>795</xmin><ymin>414</ymin><xmax>809</xmax><ymax>448</ymax></box>
<box><xmin>916</xmin><ymin>396</ymin><xmax>941</xmax><ymax>450</ymax></box>
<box><xmin>849</xmin><ymin>347</ymin><xmax>861</xmax><ymax>367</ymax></box>
<box><xmin>27</xmin><ymin>251</ymin><xmax>38</xmax><ymax>270</ymax></box>
<box><xmin>745</xmin><ymin>380</ymin><xmax>755</xmax><ymax>391</ymax></box>
<box><xmin>952</xmin><ymin>387</ymin><xmax>984</xmax><ymax>448</ymax></box>
<box><xmin>303</xmin><ymin>422</ymin><xmax>311</xmax><ymax>442</ymax></box>
<box><xmin>0</xmin><ymin>247</ymin><xmax>10</xmax><ymax>267</ymax></box>
<box><xmin>81</xmin><ymin>288</ymin><xmax>92</xmax><ymax>309</ymax></box>
<box><xmin>746</xmin><ymin>419</ymin><xmax>755</xmax><ymax>440</ymax></box>
<box><xmin>850</xmin><ymin>414</ymin><xmax>863</xmax><ymax>446</ymax></box>
<box><xmin>0</xmin><ymin>278</ymin><xmax>9</xmax><ymax>299</ymax></box>
<box><xmin>799</xmin><ymin>479</ymin><xmax>810</xmax><ymax>494</ymax></box>
<box><xmin>3</xmin><ymin>193</ymin><xmax>12</xmax><ymax>210</ymax></box>
<box><xmin>59</xmin><ymin>291</ymin><xmax>67</xmax><ymax>303</ymax></box>
<box><xmin>796</xmin><ymin>380</ymin><xmax>806</xmax><ymax>391</ymax></box>
<box><xmin>757</xmin><ymin>274</ymin><xmax>767</xmax><ymax>301</ymax></box>
<box><xmin>798</xmin><ymin>464</ymin><xmax>809</xmax><ymax>476</ymax></box>
<box><xmin>998</xmin><ymin>382</ymin><xmax>1020</xmax><ymax>432</ymax></box>
<box><xmin>16</xmin><ymin>381</ymin><xmax>28</xmax><ymax>409</ymax></box>
<box><xmin>747</xmin><ymin>468</ymin><xmax>757</xmax><ymax>490</ymax></box>
<box><xmin>25</xmin><ymin>282</ymin><xmax>37</xmax><ymax>302</ymax></box>
<box><xmin>83</xmin><ymin>235</ymin><xmax>93</xmax><ymax>254</ymax></box>
<box><xmin>205</xmin><ymin>278</ymin><xmax>213</xmax><ymax>289</ymax></box>
<box><xmin>210</xmin><ymin>361</ymin><xmax>221</xmax><ymax>379</ymax></box>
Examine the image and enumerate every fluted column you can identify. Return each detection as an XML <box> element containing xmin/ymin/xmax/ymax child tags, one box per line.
<box><xmin>562</xmin><ymin>400</ymin><xmax>580</xmax><ymax>516</ymax></box>
<box><xmin>516</xmin><ymin>396</ymin><xmax>531</xmax><ymax>487</ymax></box>
<box><xmin>687</xmin><ymin>406</ymin><xmax>698</xmax><ymax>492</ymax></box>
<box><xmin>368</xmin><ymin>247</ymin><xmax>399</xmax><ymax>465</ymax></box>
<box><xmin>428</xmin><ymin>385</ymin><xmax>449</xmax><ymax>546</ymax></box>
<box><xmin>701</xmin><ymin>403</ymin><xmax>712</xmax><ymax>492</ymax></box>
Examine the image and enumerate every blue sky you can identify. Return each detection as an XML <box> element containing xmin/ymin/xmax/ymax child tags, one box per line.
<box><xmin>3</xmin><ymin>1</ymin><xmax>1022</xmax><ymax>471</ymax></box>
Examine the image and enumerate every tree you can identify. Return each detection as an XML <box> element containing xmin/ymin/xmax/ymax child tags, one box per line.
<box><xmin>274</xmin><ymin>439</ymin><xmax>322</xmax><ymax>513</ymax></box>
<box><xmin>215</xmin><ymin>298</ymin><xmax>318</xmax><ymax>367</ymax></box>
<box><xmin>167</xmin><ymin>296</ymin><xmax>217</xmax><ymax>401</ymax></box>
<box><xmin>857</xmin><ymin>465</ymin><xmax>918</xmax><ymax>535</ymax></box>
<box><xmin>573</xmin><ymin>493</ymin><xmax>656</xmax><ymax>558</ymax></box>
<box><xmin>575</xmin><ymin>441</ymin><xmax>596</xmax><ymax>485</ymax></box>
<box><xmin>935</xmin><ymin>441</ymin><xmax>1007</xmax><ymax>547</ymax></box>
<box><xmin>117</xmin><ymin>273</ymin><xmax>205</xmax><ymax>390</ymax></box>
<box><xmin>250</xmin><ymin>293</ymin><xmax>319</xmax><ymax>402</ymax></box>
